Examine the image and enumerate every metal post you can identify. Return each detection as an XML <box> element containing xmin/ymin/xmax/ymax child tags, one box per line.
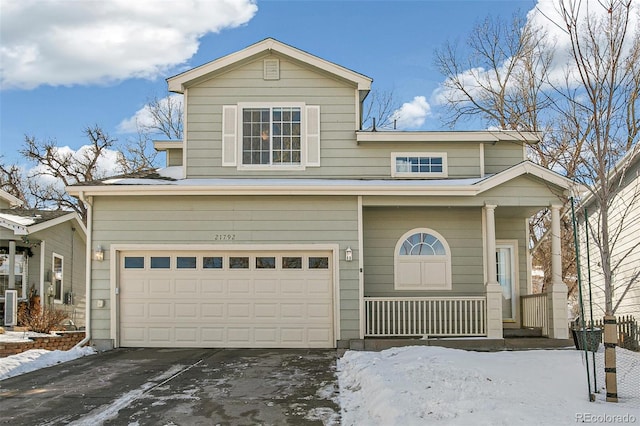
<box><xmin>584</xmin><ymin>208</ymin><xmax>597</xmax><ymax>393</ymax></box>
<box><xmin>571</xmin><ymin>198</ymin><xmax>594</xmax><ymax>401</ymax></box>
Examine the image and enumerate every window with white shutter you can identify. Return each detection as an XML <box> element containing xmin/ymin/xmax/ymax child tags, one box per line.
<box><xmin>222</xmin><ymin>103</ymin><xmax>320</xmax><ymax>170</ymax></box>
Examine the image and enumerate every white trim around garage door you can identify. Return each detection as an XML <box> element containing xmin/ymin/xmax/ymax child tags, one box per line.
<box><xmin>109</xmin><ymin>243</ymin><xmax>341</xmax><ymax>348</ymax></box>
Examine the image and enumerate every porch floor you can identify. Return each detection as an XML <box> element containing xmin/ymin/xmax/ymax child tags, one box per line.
<box><xmin>349</xmin><ymin>337</ymin><xmax>575</xmax><ymax>352</ymax></box>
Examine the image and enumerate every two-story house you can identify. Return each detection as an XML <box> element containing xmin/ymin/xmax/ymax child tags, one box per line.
<box><xmin>67</xmin><ymin>38</ymin><xmax>575</xmax><ymax>350</ymax></box>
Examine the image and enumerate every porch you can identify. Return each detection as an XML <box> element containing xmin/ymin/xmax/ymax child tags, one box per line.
<box><xmin>357</xmin><ymin>293</ymin><xmax>572</xmax><ymax>351</ymax></box>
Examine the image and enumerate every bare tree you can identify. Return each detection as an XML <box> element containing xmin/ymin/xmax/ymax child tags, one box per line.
<box><xmin>118</xmin><ymin>94</ymin><xmax>183</xmax><ymax>173</ymax></box>
<box><xmin>554</xmin><ymin>0</ymin><xmax>640</xmax><ymax>316</ymax></box>
<box><xmin>0</xmin><ymin>161</ymin><xmax>29</xmax><ymax>206</ymax></box>
<box><xmin>361</xmin><ymin>89</ymin><xmax>401</xmax><ymax>130</ymax></box>
<box><xmin>436</xmin><ymin>0</ymin><xmax>639</xmax><ymax>400</ymax></box>
<box><xmin>18</xmin><ymin>125</ymin><xmax>123</xmax><ymax>221</ymax></box>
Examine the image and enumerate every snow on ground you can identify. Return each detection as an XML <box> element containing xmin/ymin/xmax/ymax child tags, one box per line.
<box><xmin>0</xmin><ymin>331</ymin><xmax>96</xmax><ymax>381</ymax></box>
<box><xmin>337</xmin><ymin>346</ymin><xmax>639</xmax><ymax>426</ymax></box>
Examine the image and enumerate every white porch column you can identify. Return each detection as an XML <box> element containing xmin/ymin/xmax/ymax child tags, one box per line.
<box><xmin>484</xmin><ymin>204</ymin><xmax>503</xmax><ymax>339</ymax></box>
<box><xmin>8</xmin><ymin>241</ymin><xmax>16</xmax><ymax>290</ymax></box>
<box><xmin>548</xmin><ymin>205</ymin><xmax>569</xmax><ymax>339</ymax></box>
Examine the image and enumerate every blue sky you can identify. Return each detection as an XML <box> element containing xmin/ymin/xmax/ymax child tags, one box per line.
<box><xmin>1</xmin><ymin>0</ymin><xmax>539</xmax><ymax>166</ymax></box>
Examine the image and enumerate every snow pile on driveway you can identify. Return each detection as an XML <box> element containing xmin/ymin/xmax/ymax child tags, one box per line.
<box><xmin>337</xmin><ymin>345</ymin><xmax>639</xmax><ymax>426</ymax></box>
<box><xmin>0</xmin><ymin>346</ymin><xmax>96</xmax><ymax>381</ymax></box>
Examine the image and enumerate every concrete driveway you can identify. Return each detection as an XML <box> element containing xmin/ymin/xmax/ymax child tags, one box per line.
<box><xmin>0</xmin><ymin>348</ymin><xmax>340</xmax><ymax>425</ymax></box>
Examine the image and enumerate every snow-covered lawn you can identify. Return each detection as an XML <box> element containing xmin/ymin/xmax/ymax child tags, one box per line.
<box><xmin>338</xmin><ymin>345</ymin><xmax>639</xmax><ymax>426</ymax></box>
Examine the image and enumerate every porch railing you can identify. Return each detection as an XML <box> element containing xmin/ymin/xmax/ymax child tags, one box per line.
<box><xmin>521</xmin><ymin>294</ymin><xmax>549</xmax><ymax>337</ymax></box>
<box><xmin>364</xmin><ymin>296</ymin><xmax>486</xmax><ymax>337</ymax></box>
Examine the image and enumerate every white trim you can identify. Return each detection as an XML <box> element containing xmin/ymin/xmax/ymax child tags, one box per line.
<box><xmin>391</xmin><ymin>152</ymin><xmax>448</xmax><ymax>178</ymax></box>
<box><xmin>181</xmin><ymin>91</ymin><xmax>188</xmax><ymax>175</ymax></box>
<box><xmin>39</xmin><ymin>241</ymin><xmax>45</xmax><ymax>307</ymax></box>
<box><xmin>393</xmin><ymin>228</ymin><xmax>452</xmax><ymax>291</ymax></box>
<box><xmin>167</xmin><ymin>38</ymin><xmax>372</xmax><ymax>93</ymax></box>
<box><xmin>236</xmin><ymin>102</ymin><xmax>308</xmax><ymax>171</ymax></box>
<box><xmin>0</xmin><ymin>189</ymin><xmax>23</xmax><ymax>207</ymax></box>
<box><xmin>52</xmin><ymin>252</ymin><xmax>64</xmax><ymax>304</ymax></box>
<box><xmin>357</xmin><ymin>196</ymin><xmax>364</xmax><ymax>339</ymax></box>
<box><xmin>110</xmin><ymin>243</ymin><xmax>341</xmax><ymax>348</ymax></box>
<box><xmin>67</xmin><ymin>161</ymin><xmax>575</xmax><ymax>197</ymax></box>
<box><xmin>496</xmin><ymin>240</ymin><xmax>519</xmax><ymax>322</ymax></box>
<box><xmin>357</xmin><ymin>130</ymin><xmax>540</xmax><ymax>144</ymax></box>
<box><xmin>479</xmin><ymin>143</ymin><xmax>485</xmax><ymax>178</ymax></box>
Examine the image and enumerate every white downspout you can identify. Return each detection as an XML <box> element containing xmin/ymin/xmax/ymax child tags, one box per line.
<box><xmin>75</xmin><ymin>193</ymin><xmax>92</xmax><ymax>348</ymax></box>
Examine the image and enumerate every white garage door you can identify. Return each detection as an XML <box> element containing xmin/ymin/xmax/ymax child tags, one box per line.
<box><xmin>118</xmin><ymin>250</ymin><xmax>334</xmax><ymax>348</ymax></box>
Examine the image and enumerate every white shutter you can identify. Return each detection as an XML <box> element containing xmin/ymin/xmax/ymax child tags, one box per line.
<box><xmin>222</xmin><ymin>105</ymin><xmax>237</xmax><ymax>166</ymax></box>
<box><xmin>305</xmin><ymin>105</ymin><xmax>321</xmax><ymax>167</ymax></box>
<box><xmin>4</xmin><ymin>290</ymin><xmax>17</xmax><ymax>326</ymax></box>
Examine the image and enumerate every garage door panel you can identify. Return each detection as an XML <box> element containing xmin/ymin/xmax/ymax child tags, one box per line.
<box><xmin>175</xmin><ymin>279</ymin><xmax>198</xmax><ymax>293</ymax></box>
<box><xmin>119</xmin><ymin>250</ymin><xmax>334</xmax><ymax>348</ymax></box>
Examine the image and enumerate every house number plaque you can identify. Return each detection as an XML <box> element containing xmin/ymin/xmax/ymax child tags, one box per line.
<box><xmin>213</xmin><ymin>234</ymin><xmax>236</xmax><ymax>241</ymax></box>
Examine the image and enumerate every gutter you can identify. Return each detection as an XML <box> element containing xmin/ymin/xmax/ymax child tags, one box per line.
<box><xmin>74</xmin><ymin>192</ymin><xmax>92</xmax><ymax>349</ymax></box>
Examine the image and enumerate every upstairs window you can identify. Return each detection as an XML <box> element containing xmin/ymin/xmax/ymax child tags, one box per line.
<box><xmin>242</xmin><ymin>107</ymin><xmax>301</xmax><ymax>165</ymax></box>
<box><xmin>222</xmin><ymin>103</ymin><xmax>320</xmax><ymax>169</ymax></box>
<box><xmin>391</xmin><ymin>152</ymin><xmax>447</xmax><ymax>178</ymax></box>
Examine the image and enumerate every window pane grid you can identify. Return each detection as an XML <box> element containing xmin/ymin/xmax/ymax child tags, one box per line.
<box><xmin>395</xmin><ymin>156</ymin><xmax>443</xmax><ymax>174</ymax></box>
<box><xmin>399</xmin><ymin>232</ymin><xmax>446</xmax><ymax>256</ymax></box>
<box><xmin>242</xmin><ymin>107</ymin><xmax>301</xmax><ymax>165</ymax></box>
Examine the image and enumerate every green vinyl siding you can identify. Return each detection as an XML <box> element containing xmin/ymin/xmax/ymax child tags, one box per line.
<box><xmin>181</xmin><ymin>53</ymin><xmax>529</xmax><ymax>180</ymax></box>
<box><xmin>363</xmin><ymin>206</ymin><xmax>485</xmax><ymax>297</ymax></box>
<box><xmin>484</xmin><ymin>141</ymin><xmax>525</xmax><ymax>174</ymax></box>
<box><xmin>89</xmin><ymin>195</ymin><xmax>360</xmax><ymax>341</ymax></box>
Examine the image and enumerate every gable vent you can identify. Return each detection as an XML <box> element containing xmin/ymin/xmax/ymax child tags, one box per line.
<box><xmin>263</xmin><ymin>59</ymin><xmax>280</xmax><ymax>80</ymax></box>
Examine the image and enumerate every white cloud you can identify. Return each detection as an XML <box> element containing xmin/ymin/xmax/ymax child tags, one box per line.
<box><xmin>390</xmin><ymin>96</ymin><xmax>431</xmax><ymax>130</ymax></box>
<box><xmin>0</xmin><ymin>0</ymin><xmax>258</xmax><ymax>89</ymax></box>
<box><xmin>117</xmin><ymin>94</ymin><xmax>183</xmax><ymax>134</ymax></box>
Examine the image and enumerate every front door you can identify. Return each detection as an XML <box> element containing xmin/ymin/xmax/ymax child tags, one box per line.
<box><xmin>496</xmin><ymin>242</ymin><xmax>517</xmax><ymax>321</ymax></box>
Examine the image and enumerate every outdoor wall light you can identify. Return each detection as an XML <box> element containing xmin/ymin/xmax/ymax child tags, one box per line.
<box><xmin>345</xmin><ymin>246</ymin><xmax>353</xmax><ymax>262</ymax></box>
<box><xmin>94</xmin><ymin>245</ymin><xmax>104</xmax><ymax>261</ymax></box>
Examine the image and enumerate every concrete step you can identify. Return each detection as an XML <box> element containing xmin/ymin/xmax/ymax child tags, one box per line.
<box><xmin>503</xmin><ymin>328</ymin><xmax>543</xmax><ymax>338</ymax></box>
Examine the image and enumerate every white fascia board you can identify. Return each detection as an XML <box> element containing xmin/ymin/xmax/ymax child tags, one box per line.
<box><xmin>66</xmin><ymin>182</ymin><xmax>480</xmax><ymax>197</ymax></box>
<box><xmin>153</xmin><ymin>140</ymin><xmax>183</xmax><ymax>151</ymax></box>
<box><xmin>0</xmin><ymin>190</ymin><xmax>24</xmax><ymax>207</ymax></box>
<box><xmin>167</xmin><ymin>38</ymin><xmax>372</xmax><ymax>93</ymax></box>
<box><xmin>0</xmin><ymin>217</ymin><xmax>28</xmax><ymax>235</ymax></box>
<box><xmin>27</xmin><ymin>212</ymin><xmax>86</xmax><ymax>236</ymax></box>
<box><xmin>356</xmin><ymin>130</ymin><xmax>540</xmax><ymax>144</ymax></box>
<box><xmin>476</xmin><ymin>161</ymin><xmax>577</xmax><ymax>194</ymax></box>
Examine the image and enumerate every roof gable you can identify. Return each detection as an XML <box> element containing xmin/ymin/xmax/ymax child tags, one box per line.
<box><xmin>167</xmin><ymin>38</ymin><xmax>372</xmax><ymax>93</ymax></box>
<box><xmin>0</xmin><ymin>209</ymin><xmax>86</xmax><ymax>238</ymax></box>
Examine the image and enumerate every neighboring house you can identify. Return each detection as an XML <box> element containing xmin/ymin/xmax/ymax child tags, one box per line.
<box><xmin>67</xmin><ymin>39</ymin><xmax>575</xmax><ymax>350</ymax></box>
<box><xmin>0</xmin><ymin>190</ymin><xmax>87</xmax><ymax>329</ymax></box>
<box><xmin>579</xmin><ymin>147</ymin><xmax>640</xmax><ymax>322</ymax></box>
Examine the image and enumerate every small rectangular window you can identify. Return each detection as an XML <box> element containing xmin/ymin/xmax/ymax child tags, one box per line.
<box><xmin>229</xmin><ymin>257</ymin><xmax>249</xmax><ymax>269</ymax></box>
<box><xmin>177</xmin><ymin>256</ymin><xmax>197</xmax><ymax>269</ymax></box>
<box><xmin>124</xmin><ymin>257</ymin><xmax>145</xmax><ymax>269</ymax></box>
<box><xmin>203</xmin><ymin>257</ymin><xmax>223</xmax><ymax>269</ymax></box>
<box><xmin>256</xmin><ymin>257</ymin><xmax>276</xmax><ymax>269</ymax></box>
<box><xmin>391</xmin><ymin>152</ymin><xmax>447</xmax><ymax>178</ymax></box>
<box><xmin>309</xmin><ymin>257</ymin><xmax>329</xmax><ymax>269</ymax></box>
<box><xmin>282</xmin><ymin>257</ymin><xmax>302</xmax><ymax>269</ymax></box>
<box><xmin>151</xmin><ymin>256</ymin><xmax>171</xmax><ymax>269</ymax></box>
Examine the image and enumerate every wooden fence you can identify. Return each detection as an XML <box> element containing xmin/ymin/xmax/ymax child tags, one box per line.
<box><xmin>578</xmin><ymin>315</ymin><xmax>639</xmax><ymax>351</ymax></box>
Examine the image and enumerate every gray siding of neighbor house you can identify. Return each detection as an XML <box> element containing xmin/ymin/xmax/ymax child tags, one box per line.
<box><xmin>30</xmin><ymin>222</ymin><xmax>87</xmax><ymax>328</ymax></box>
<box><xmin>582</xmin><ymin>158</ymin><xmax>640</xmax><ymax>320</ymax></box>
<box><xmin>363</xmin><ymin>207</ymin><xmax>485</xmax><ymax>297</ymax></box>
<box><xmin>182</xmin><ymin>53</ymin><xmax>526</xmax><ymax>180</ymax></box>
<box><xmin>90</xmin><ymin>195</ymin><xmax>360</xmax><ymax>342</ymax></box>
